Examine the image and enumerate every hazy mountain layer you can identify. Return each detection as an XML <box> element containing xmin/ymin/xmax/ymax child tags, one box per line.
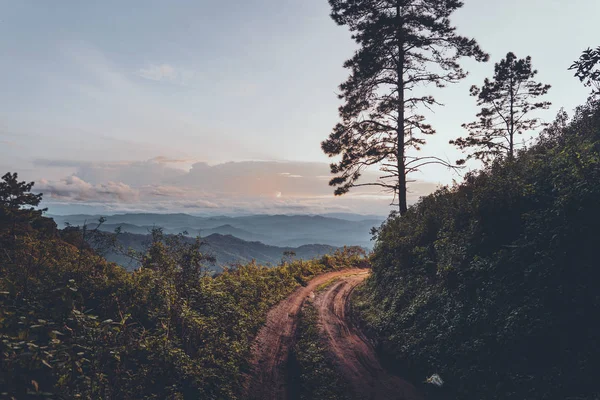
<box><xmin>50</xmin><ymin>213</ymin><xmax>383</xmax><ymax>249</ymax></box>
<box><xmin>109</xmin><ymin>231</ymin><xmax>337</xmax><ymax>271</ymax></box>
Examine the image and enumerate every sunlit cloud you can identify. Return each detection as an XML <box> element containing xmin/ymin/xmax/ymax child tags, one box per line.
<box><xmin>137</xmin><ymin>64</ymin><xmax>196</xmax><ymax>86</ymax></box>
<box><xmin>138</xmin><ymin>64</ymin><xmax>176</xmax><ymax>81</ymax></box>
<box><xmin>36</xmin><ymin>159</ymin><xmax>441</xmax><ymax>215</ymax></box>
<box><xmin>38</xmin><ymin>176</ymin><xmax>139</xmax><ymax>203</ymax></box>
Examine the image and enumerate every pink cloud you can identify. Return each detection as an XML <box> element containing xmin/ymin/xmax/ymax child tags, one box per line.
<box><xmin>36</xmin><ymin>159</ymin><xmax>441</xmax><ymax>215</ymax></box>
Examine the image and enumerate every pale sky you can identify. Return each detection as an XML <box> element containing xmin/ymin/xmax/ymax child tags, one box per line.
<box><xmin>0</xmin><ymin>0</ymin><xmax>597</xmax><ymax>214</ymax></box>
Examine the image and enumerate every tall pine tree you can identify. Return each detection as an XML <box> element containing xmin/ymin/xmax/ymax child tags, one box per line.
<box><xmin>322</xmin><ymin>0</ymin><xmax>488</xmax><ymax>215</ymax></box>
<box><xmin>452</xmin><ymin>52</ymin><xmax>551</xmax><ymax>164</ymax></box>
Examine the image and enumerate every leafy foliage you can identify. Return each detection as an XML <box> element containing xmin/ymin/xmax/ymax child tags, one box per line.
<box><xmin>0</xmin><ymin>172</ymin><xmax>48</xmax><ymax>243</ymax></box>
<box><xmin>322</xmin><ymin>0</ymin><xmax>488</xmax><ymax>214</ymax></box>
<box><xmin>0</xmin><ymin>180</ymin><xmax>367</xmax><ymax>399</ymax></box>
<box><xmin>353</xmin><ymin>100</ymin><xmax>600</xmax><ymax>399</ymax></box>
<box><xmin>0</xmin><ymin>172</ymin><xmax>44</xmax><ymax>216</ymax></box>
<box><xmin>452</xmin><ymin>52</ymin><xmax>551</xmax><ymax>163</ymax></box>
<box><xmin>570</xmin><ymin>46</ymin><xmax>600</xmax><ymax>95</ymax></box>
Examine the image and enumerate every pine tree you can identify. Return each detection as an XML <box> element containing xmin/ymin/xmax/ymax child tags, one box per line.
<box><xmin>451</xmin><ymin>52</ymin><xmax>551</xmax><ymax>164</ymax></box>
<box><xmin>0</xmin><ymin>172</ymin><xmax>46</xmax><ymax>234</ymax></box>
<box><xmin>0</xmin><ymin>172</ymin><xmax>46</xmax><ymax>263</ymax></box>
<box><xmin>321</xmin><ymin>0</ymin><xmax>488</xmax><ymax>215</ymax></box>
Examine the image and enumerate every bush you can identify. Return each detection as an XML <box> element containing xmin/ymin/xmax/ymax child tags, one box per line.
<box><xmin>0</xmin><ymin>207</ymin><xmax>367</xmax><ymax>398</ymax></box>
<box><xmin>353</xmin><ymin>100</ymin><xmax>600</xmax><ymax>400</ymax></box>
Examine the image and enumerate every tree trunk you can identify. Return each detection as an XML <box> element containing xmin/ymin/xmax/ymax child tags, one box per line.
<box><xmin>509</xmin><ymin>74</ymin><xmax>515</xmax><ymax>159</ymax></box>
<box><xmin>396</xmin><ymin>4</ymin><xmax>407</xmax><ymax>216</ymax></box>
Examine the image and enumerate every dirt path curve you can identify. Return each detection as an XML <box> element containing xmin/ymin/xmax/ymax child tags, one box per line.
<box><xmin>315</xmin><ymin>273</ymin><xmax>423</xmax><ymax>400</ymax></box>
<box><xmin>244</xmin><ymin>268</ymin><xmax>366</xmax><ymax>400</ymax></box>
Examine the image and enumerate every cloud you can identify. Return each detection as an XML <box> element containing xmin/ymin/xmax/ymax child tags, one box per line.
<box><xmin>138</xmin><ymin>64</ymin><xmax>176</xmax><ymax>81</ymax></box>
<box><xmin>180</xmin><ymin>200</ymin><xmax>220</xmax><ymax>209</ymax></box>
<box><xmin>278</xmin><ymin>172</ymin><xmax>302</xmax><ymax>178</ymax></box>
<box><xmin>148</xmin><ymin>185</ymin><xmax>187</xmax><ymax>197</ymax></box>
<box><xmin>38</xmin><ymin>176</ymin><xmax>139</xmax><ymax>202</ymax></box>
<box><xmin>228</xmin><ymin>82</ymin><xmax>259</xmax><ymax>97</ymax></box>
<box><xmin>35</xmin><ymin>158</ymin><xmax>188</xmax><ymax>186</ymax></box>
<box><xmin>0</xmin><ymin>140</ymin><xmax>15</xmax><ymax>147</ymax></box>
<box><xmin>34</xmin><ymin>159</ymin><xmax>93</xmax><ymax>168</ymax></box>
<box><xmin>37</xmin><ymin>159</ymin><xmax>441</xmax><ymax>215</ymax></box>
<box><xmin>5</xmin><ymin>41</ymin><xmax>279</xmax><ymax>170</ymax></box>
<box><xmin>137</xmin><ymin>64</ymin><xmax>196</xmax><ymax>85</ymax></box>
<box><xmin>150</xmin><ymin>156</ymin><xmax>193</xmax><ymax>164</ymax></box>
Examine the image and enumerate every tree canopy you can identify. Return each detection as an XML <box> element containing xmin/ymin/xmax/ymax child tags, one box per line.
<box><xmin>570</xmin><ymin>46</ymin><xmax>600</xmax><ymax>96</ymax></box>
<box><xmin>322</xmin><ymin>0</ymin><xmax>488</xmax><ymax>215</ymax></box>
<box><xmin>355</xmin><ymin>99</ymin><xmax>600</xmax><ymax>400</ymax></box>
<box><xmin>0</xmin><ymin>172</ymin><xmax>45</xmax><ymax>220</ymax></box>
<box><xmin>451</xmin><ymin>52</ymin><xmax>551</xmax><ymax>164</ymax></box>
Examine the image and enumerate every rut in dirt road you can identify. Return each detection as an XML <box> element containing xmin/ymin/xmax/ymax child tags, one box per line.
<box><xmin>244</xmin><ymin>268</ymin><xmax>365</xmax><ymax>400</ymax></box>
<box><xmin>315</xmin><ymin>274</ymin><xmax>424</xmax><ymax>400</ymax></box>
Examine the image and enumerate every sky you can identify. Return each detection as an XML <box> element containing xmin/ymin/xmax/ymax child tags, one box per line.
<box><xmin>0</xmin><ymin>0</ymin><xmax>597</xmax><ymax>215</ymax></box>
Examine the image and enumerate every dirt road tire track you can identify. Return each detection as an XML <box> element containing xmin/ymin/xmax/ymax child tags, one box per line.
<box><xmin>244</xmin><ymin>269</ymin><xmax>423</xmax><ymax>400</ymax></box>
<box><xmin>315</xmin><ymin>274</ymin><xmax>423</xmax><ymax>400</ymax></box>
<box><xmin>244</xmin><ymin>268</ymin><xmax>366</xmax><ymax>400</ymax></box>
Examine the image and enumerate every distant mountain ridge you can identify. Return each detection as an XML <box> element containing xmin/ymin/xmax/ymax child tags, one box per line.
<box><xmin>50</xmin><ymin>212</ymin><xmax>383</xmax><ymax>249</ymax></box>
<box><xmin>108</xmin><ymin>231</ymin><xmax>337</xmax><ymax>271</ymax></box>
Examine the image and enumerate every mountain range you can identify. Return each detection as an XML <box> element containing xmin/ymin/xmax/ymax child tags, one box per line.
<box><xmin>50</xmin><ymin>212</ymin><xmax>385</xmax><ymax>270</ymax></box>
<box><xmin>50</xmin><ymin>213</ymin><xmax>384</xmax><ymax>248</ymax></box>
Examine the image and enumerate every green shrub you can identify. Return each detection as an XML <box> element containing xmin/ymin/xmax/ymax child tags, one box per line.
<box><xmin>354</xmin><ymin>100</ymin><xmax>600</xmax><ymax>400</ymax></box>
<box><xmin>0</xmin><ymin>207</ymin><xmax>367</xmax><ymax>398</ymax></box>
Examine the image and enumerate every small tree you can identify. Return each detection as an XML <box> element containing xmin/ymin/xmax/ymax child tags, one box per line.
<box><xmin>451</xmin><ymin>52</ymin><xmax>551</xmax><ymax>164</ymax></box>
<box><xmin>0</xmin><ymin>172</ymin><xmax>46</xmax><ymax>237</ymax></box>
<box><xmin>281</xmin><ymin>250</ymin><xmax>296</xmax><ymax>265</ymax></box>
<box><xmin>322</xmin><ymin>0</ymin><xmax>488</xmax><ymax>215</ymax></box>
<box><xmin>570</xmin><ymin>46</ymin><xmax>600</xmax><ymax>97</ymax></box>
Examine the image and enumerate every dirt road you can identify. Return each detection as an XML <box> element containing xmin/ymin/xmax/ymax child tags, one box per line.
<box><xmin>315</xmin><ymin>273</ymin><xmax>423</xmax><ymax>400</ymax></box>
<box><xmin>244</xmin><ymin>269</ymin><xmax>422</xmax><ymax>400</ymax></box>
<box><xmin>244</xmin><ymin>268</ymin><xmax>365</xmax><ymax>400</ymax></box>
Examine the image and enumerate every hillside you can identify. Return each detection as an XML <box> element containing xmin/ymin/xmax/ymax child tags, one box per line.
<box><xmin>352</xmin><ymin>100</ymin><xmax>600</xmax><ymax>399</ymax></box>
<box><xmin>50</xmin><ymin>213</ymin><xmax>382</xmax><ymax>249</ymax></box>
<box><xmin>0</xmin><ymin>178</ymin><xmax>368</xmax><ymax>398</ymax></box>
<box><xmin>201</xmin><ymin>224</ymin><xmax>270</xmax><ymax>242</ymax></box>
<box><xmin>108</xmin><ymin>231</ymin><xmax>337</xmax><ymax>270</ymax></box>
<box><xmin>3</xmin><ymin>0</ymin><xmax>599</xmax><ymax>398</ymax></box>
